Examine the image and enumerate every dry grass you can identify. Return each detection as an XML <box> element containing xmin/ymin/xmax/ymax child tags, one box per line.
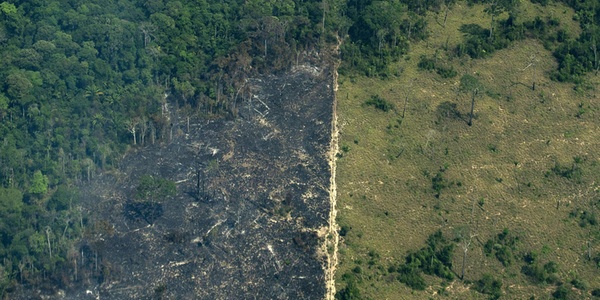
<box><xmin>335</xmin><ymin>1</ymin><xmax>600</xmax><ymax>299</ymax></box>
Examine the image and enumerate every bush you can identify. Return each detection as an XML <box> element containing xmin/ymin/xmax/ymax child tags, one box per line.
<box><xmin>336</xmin><ymin>276</ymin><xmax>362</xmax><ymax>300</ymax></box>
<box><xmin>484</xmin><ymin>229</ymin><xmax>519</xmax><ymax>266</ymax></box>
<box><xmin>474</xmin><ymin>274</ymin><xmax>502</xmax><ymax>300</ymax></box>
<box><xmin>521</xmin><ymin>261</ymin><xmax>559</xmax><ymax>284</ymax></box>
<box><xmin>364</xmin><ymin>95</ymin><xmax>395</xmax><ymax>112</ymax></box>
<box><xmin>418</xmin><ymin>55</ymin><xmax>457</xmax><ymax>78</ymax></box>
<box><xmin>339</xmin><ymin>225</ymin><xmax>351</xmax><ymax>237</ymax></box>
<box><xmin>418</xmin><ymin>56</ymin><xmax>436</xmax><ymax>71</ymax></box>
<box><xmin>571</xmin><ymin>278</ymin><xmax>588</xmax><ymax>290</ymax></box>
<box><xmin>549</xmin><ymin>161</ymin><xmax>582</xmax><ymax>182</ymax></box>
<box><xmin>392</xmin><ymin>231</ymin><xmax>455</xmax><ymax>290</ymax></box>
<box><xmin>397</xmin><ymin>265</ymin><xmax>427</xmax><ymax>290</ymax></box>
<box><xmin>552</xmin><ymin>285</ymin><xmax>571</xmax><ymax>300</ymax></box>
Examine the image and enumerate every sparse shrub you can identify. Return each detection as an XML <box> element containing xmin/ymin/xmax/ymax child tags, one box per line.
<box><xmin>418</xmin><ymin>56</ymin><xmax>435</xmax><ymax>70</ymax></box>
<box><xmin>336</xmin><ymin>276</ymin><xmax>362</xmax><ymax>300</ymax></box>
<box><xmin>474</xmin><ymin>274</ymin><xmax>502</xmax><ymax>300</ymax></box>
<box><xmin>521</xmin><ymin>264</ymin><xmax>546</xmax><ymax>284</ymax></box>
<box><xmin>431</xmin><ymin>170</ymin><xmax>451</xmax><ymax>198</ymax></box>
<box><xmin>544</xmin><ymin>261</ymin><xmax>559</xmax><ymax>274</ymax></box>
<box><xmin>530</xmin><ymin>0</ymin><xmax>549</xmax><ymax>6</ymax></box>
<box><xmin>417</xmin><ymin>55</ymin><xmax>457</xmax><ymax>78</ymax></box>
<box><xmin>552</xmin><ymin>284</ymin><xmax>572</xmax><ymax>300</ymax></box>
<box><xmin>397</xmin><ymin>265</ymin><xmax>427</xmax><ymax>290</ymax></box>
<box><xmin>339</xmin><ymin>225</ymin><xmax>351</xmax><ymax>237</ymax></box>
<box><xmin>484</xmin><ymin>229</ymin><xmax>519</xmax><ymax>266</ymax></box>
<box><xmin>571</xmin><ymin>278</ymin><xmax>588</xmax><ymax>290</ymax></box>
<box><xmin>573</xmin><ymin>210</ymin><xmax>598</xmax><ymax>227</ymax></box>
<box><xmin>436</xmin><ymin>65</ymin><xmax>457</xmax><ymax>78</ymax></box>
<box><xmin>521</xmin><ymin>260</ymin><xmax>559</xmax><ymax>284</ymax></box>
<box><xmin>523</xmin><ymin>251</ymin><xmax>538</xmax><ymax>264</ymax></box>
<box><xmin>391</xmin><ymin>231</ymin><xmax>455</xmax><ymax>290</ymax></box>
<box><xmin>549</xmin><ymin>160</ymin><xmax>582</xmax><ymax>182</ymax></box>
<box><xmin>364</xmin><ymin>95</ymin><xmax>395</xmax><ymax>112</ymax></box>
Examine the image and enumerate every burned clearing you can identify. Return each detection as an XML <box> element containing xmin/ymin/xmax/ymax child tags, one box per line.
<box><xmin>69</xmin><ymin>66</ymin><xmax>335</xmax><ymax>299</ymax></box>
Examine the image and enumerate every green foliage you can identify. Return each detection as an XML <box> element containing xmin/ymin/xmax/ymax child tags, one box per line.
<box><xmin>364</xmin><ymin>95</ymin><xmax>395</xmax><ymax>112</ymax></box>
<box><xmin>0</xmin><ymin>188</ymin><xmax>23</xmax><ymax>215</ymax></box>
<box><xmin>47</xmin><ymin>186</ymin><xmax>78</xmax><ymax>211</ymax></box>
<box><xmin>339</xmin><ymin>225</ymin><xmax>351</xmax><ymax>237</ymax></box>
<box><xmin>135</xmin><ymin>175</ymin><xmax>176</xmax><ymax>203</ymax></box>
<box><xmin>417</xmin><ymin>55</ymin><xmax>457</xmax><ymax>78</ymax></box>
<box><xmin>28</xmin><ymin>170</ymin><xmax>48</xmax><ymax>195</ymax></box>
<box><xmin>126</xmin><ymin>175</ymin><xmax>175</xmax><ymax>225</ymax></box>
<box><xmin>474</xmin><ymin>274</ymin><xmax>503</xmax><ymax>300</ymax></box>
<box><xmin>552</xmin><ymin>284</ymin><xmax>572</xmax><ymax>300</ymax></box>
<box><xmin>336</xmin><ymin>275</ymin><xmax>362</xmax><ymax>300</ymax></box>
<box><xmin>459</xmin><ymin>74</ymin><xmax>482</xmax><ymax>92</ymax></box>
<box><xmin>569</xmin><ymin>208</ymin><xmax>597</xmax><ymax>227</ymax></box>
<box><xmin>391</xmin><ymin>231</ymin><xmax>455</xmax><ymax>290</ymax></box>
<box><xmin>396</xmin><ymin>265</ymin><xmax>427</xmax><ymax>290</ymax></box>
<box><xmin>0</xmin><ymin>2</ymin><xmax>17</xmax><ymax>15</ymax></box>
<box><xmin>484</xmin><ymin>229</ymin><xmax>519</xmax><ymax>266</ymax></box>
<box><xmin>521</xmin><ymin>259</ymin><xmax>559</xmax><ymax>284</ymax></box>
<box><xmin>430</xmin><ymin>168</ymin><xmax>452</xmax><ymax>198</ymax></box>
<box><xmin>570</xmin><ymin>278</ymin><xmax>588</xmax><ymax>290</ymax></box>
<box><xmin>0</xmin><ymin>185</ymin><xmax>81</xmax><ymax>292</ymax></box>
<box><xmin>341</xmin><ymin>0</ymin><xmax>433</xmax><ymax>76</ymax></box>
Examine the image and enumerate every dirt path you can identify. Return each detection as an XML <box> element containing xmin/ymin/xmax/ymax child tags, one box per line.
<box><xmin>324</xmin><ymin>59</ymin><xmax>340</xmax><ymax>300</ymax></box>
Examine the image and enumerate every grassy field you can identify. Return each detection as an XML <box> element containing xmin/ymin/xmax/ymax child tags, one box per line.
<box><xmin>334</xmin><ymin>1</ymin><xmax>600</xmax><ymax>299</ymax></box>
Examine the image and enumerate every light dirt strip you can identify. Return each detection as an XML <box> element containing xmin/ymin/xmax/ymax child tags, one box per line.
<box><xmin>324</xmin><ymin>64</ymin><xmax>340</xmax><ymax>300</ymax></box>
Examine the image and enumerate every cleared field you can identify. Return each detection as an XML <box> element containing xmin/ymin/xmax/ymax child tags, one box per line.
<box><xmin>335</xmin><ymin>1</ymin><xmax>600</xmax><ymax>299</ymax></box>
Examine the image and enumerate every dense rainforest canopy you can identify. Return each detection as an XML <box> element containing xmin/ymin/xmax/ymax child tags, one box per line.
<box><xmin>0</xmin><ymin>0</ymin><xmax>598</xmax><ymax>297</ymax></box>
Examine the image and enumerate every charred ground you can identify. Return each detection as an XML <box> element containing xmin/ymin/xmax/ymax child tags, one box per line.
<box><xmin>61</xmin><ymin>66</ymin><xmax>334</xmax><ymax>299</ymax></box>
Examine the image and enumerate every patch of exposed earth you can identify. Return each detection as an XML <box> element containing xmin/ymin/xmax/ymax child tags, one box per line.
<box><xmin>61</xmin><ymin>65</ymin><xmax>335</xmax><ymax>299</ymax></box>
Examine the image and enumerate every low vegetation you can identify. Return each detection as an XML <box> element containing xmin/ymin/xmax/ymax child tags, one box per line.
<box><xmin>335</xmin><ymin>0</ymin><xmax>600</xmax><ymax>299</ymax></box>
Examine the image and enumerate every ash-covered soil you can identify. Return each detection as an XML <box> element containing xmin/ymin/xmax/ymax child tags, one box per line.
<box><xmin>70</xmin><ymin>66</ymin><xmax>334</xmax><ymax>299</ymax></box>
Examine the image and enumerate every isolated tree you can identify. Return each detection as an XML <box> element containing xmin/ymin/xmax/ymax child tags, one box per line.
<box><xmin>457</xmin><ymin>227</ymin><xmax>477</xmax><ymax>279</ymax></box>
<box><xmin>468</xmin><ymin>89</ymin><xmax>478</xmax><ymax>126</ymax></box>
<box><xmin>522</xmin><ymin>54</ymin><xmax>539</xmax><ymax>90</ymax></box>
<box><xmin>459</xmin><ymin>74</ymin><xmax>482</xmax><ymax>126</ymax></box>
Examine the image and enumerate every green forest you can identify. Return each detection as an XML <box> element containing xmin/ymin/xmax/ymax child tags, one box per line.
<box><xmin>0</xmin><ymin>0</ymin><xmax>599</xmax><ymax>298</ymax></box>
